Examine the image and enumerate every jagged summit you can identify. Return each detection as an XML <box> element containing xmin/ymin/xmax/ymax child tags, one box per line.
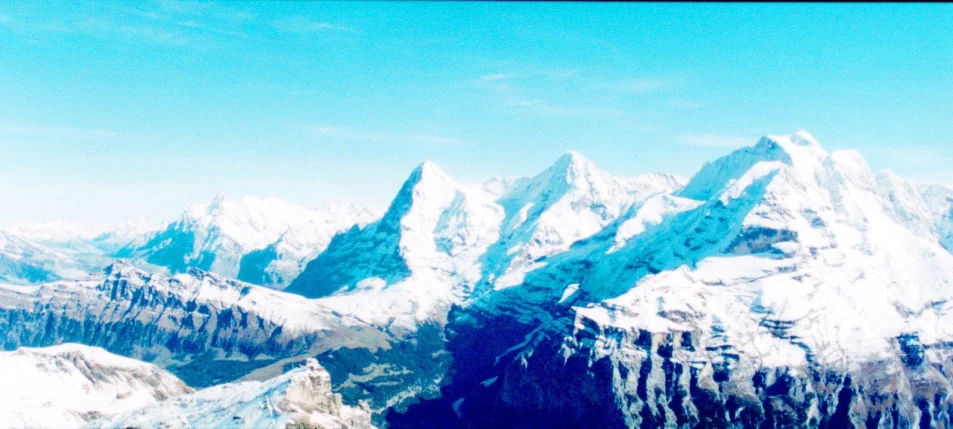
<box><xmin>531</xmin><ymin>150</ymin><xmax>603</xmax><ymax>189</ymax></box>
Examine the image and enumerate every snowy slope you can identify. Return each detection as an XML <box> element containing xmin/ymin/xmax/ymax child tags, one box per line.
<box><xmin>0</xmin><ymin>343</ymin><xmax>192</xmax><ymax>428</ymax></box>
<box><xmin>0</xmin><ymin>219</ymin><xmax>161</xmax><ymax>284</ymax></box>
<box><xmin>89</xmin><ymin>358</ymin><xmax>373</xmax><ymax>429</ymax></box>
<box><xmin>483</xmin><ymin>152</ymin><xmax>685</xmax><ymax>290</ymax></box>
<box><xmin>120</xmin><ymin>196</ymin><xmax>378</xmax><ymax>289</ymax></box>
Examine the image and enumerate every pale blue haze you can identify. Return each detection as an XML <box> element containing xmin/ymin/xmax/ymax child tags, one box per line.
<box><xmin>1</xmin><ymin>2</ymin><xmax>951</xmax><ymax>223</ymax></box>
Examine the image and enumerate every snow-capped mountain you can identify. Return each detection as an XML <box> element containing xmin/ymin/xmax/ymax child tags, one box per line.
<box><xmin>0</xmin><ymin>342</ymin><xmax>373</xmax><ymax>429</ymax></box>
<box><xmin>285</xmin><ymin>153</ymin><xmax>685</xmax><ymax>330</ymax></box>
<box><xmin>0</xmin><ymin>228</ymin><xmax>96</xmax><ymax>284</ymax></box>
<box><xmin>0</xmin><ymin>219</ymin><xmax>161</xmax><ymax>285</ymax></box>
<box><xmin>5</xmin><ymin>218</ymin><xmax>160</xmax><ymax>254</ymax></box>
<box><xmin>90</xmin><ymin>358</ymin><xmax>374</xmax><ymax>429</ymax></box>
<box><xmin>10</xmin><ymin>131</ymin><xmax>953</xmax><ymax>428</ymax></box>
<box><xmin>119</xmin><ymin>196</ymin><xmax>379</xmax><ymax>289</ymax></box>
<box><xmin>425</xmin><ymin>131</ymin><xmax>953</xmax><ymax>428</ymax></box>
<box><xmin>0</xmin><ymin>343</ymin><xmax>192</xmax><ymax>428</ymax></box>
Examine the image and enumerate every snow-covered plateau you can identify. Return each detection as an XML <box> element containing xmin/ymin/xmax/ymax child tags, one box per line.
<box><xmin>5</xmin><ymin>131</ymin><xmax>953</xmax><ymax>428</ymax></box>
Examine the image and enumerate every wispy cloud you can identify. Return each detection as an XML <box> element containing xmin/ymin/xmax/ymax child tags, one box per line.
<box><xmin>468</xmin><ymin>63</ymin><xmax>678</xmax><ymax>119</ymax></box>
<box><xmin>0</xmin><ymin>3</ymin><xmax>274</xmax><ymax>48</ymax></box>
<box><xmin>677</xmin><ymin>134</ymin><xmax>755</xmax><ymax>148</ymax></box>
<box><xmin>312</xmin><ymin>126</ymin><xmax>461</xmax><ymax>145</ymax></box>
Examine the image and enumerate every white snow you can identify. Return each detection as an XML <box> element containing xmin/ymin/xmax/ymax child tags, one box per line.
<box><xmin>564</xmin><ymin>131</ymin><xmax>953</xmax><ymax>372</ymax></box>
<box><xmin>0</xmin><ymin>344</ymin><xmax>192</xmax><ymax>428</ymax></box>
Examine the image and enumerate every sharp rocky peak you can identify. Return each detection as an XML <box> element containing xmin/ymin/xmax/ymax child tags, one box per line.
<box><xmin>508</xmin><ymin>150</ymin><xmax>614</xmax><ymax>202</ymax></box>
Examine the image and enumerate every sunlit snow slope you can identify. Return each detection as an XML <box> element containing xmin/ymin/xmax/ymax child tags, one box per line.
<box><xmin>0</xmin><ymin>343</ymin><xmax>192</xmax><ymax>428</ymax></box>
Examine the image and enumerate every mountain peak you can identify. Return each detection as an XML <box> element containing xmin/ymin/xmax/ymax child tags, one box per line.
<box><xmin>680</xmin><ymin>130</ymin><xmax>829</xmax><ymax>201</ymax></box>
<box><xmin>103</xmin><ymin>260</ymin><xmax>144</xmax><ymax>278</ymax></box>
<box><xmin>561</xmin><ymin>150</ymin><xmax>589</xmax><ymax>163</ymax></box>
<box><xmin>555</xmin><ymin>149</ymin><xmax>593</xmax><ymax>171</ymax></box>
<box><xmin>538</xmin><ymin>150</ymin><xmax>601</xmax><ymax>187</ymax></box>
<box><xmin>760</xmin><ymin>130</ymin><xmax>827</xmax><ymax>160</ymax></box>
<box><xmin>791</xmin><ymin>128</ymin><xmax>820</xmax><ymax>147</ymax></box>
<box><xmin>404</xmin><ymin>160</ymin><xmax>455</xmax><ymax>191</ymax></box>
<box><xmin>208</xmin><ymin>193</ymin><xmax>227</xmax><ymax>212</ymax></box>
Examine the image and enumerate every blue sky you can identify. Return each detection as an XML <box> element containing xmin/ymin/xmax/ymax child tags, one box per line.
<box><xmin>1</xmin><ymin>2</ymin><xmax>952</xmax><ymax>224</ymax></box>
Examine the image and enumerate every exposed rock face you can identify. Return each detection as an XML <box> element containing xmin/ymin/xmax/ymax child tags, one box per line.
<box><xmin>0</xmin><ymin>262</ymin><xmax>391</xmax><ymax>387</ymax></box>
<box><xmin>89</xmin><ymin>357</ymin><xmax>375</xmax><ymax>429</ymax></box>
<box><xmin>454</xmin><ymin>320</ymin><xmax>953</xmax><ymax>429</ymax></box>
<box><xmin>284</xmin><ymin>358</ymin><xmax>346</xmax><ymax>416</ymax></box>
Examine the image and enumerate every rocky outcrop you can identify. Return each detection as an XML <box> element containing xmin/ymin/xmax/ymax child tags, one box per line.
<box><xmin>90</xmin><ymin>357</ymin><xmax>375</xmax><ymax>429</ymax></box>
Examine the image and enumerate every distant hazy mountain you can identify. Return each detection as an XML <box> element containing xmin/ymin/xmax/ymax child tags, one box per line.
<box><xmin>118</xmin><ymin>196</ymin><xmax>378</xmax><ymax>289</ymax></box>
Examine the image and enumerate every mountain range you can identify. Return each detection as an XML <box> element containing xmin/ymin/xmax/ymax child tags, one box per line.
<box><xmin>5</xmin><ymin>131</ymin><xmax>953</xmax><ymax>428</ymax></box>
